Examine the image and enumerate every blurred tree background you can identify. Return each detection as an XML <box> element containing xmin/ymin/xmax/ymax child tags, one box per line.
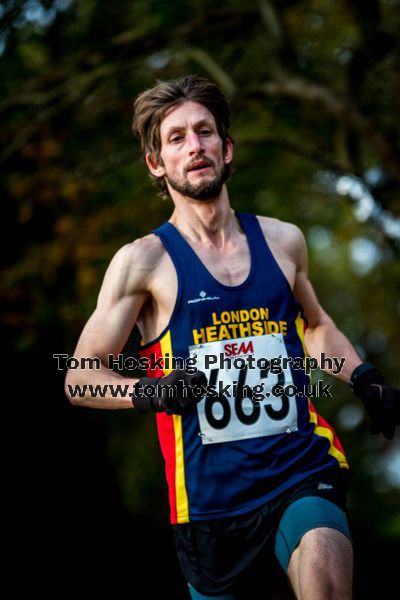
<box><xmin>2</xmin><ymin>0</ymin><xmax>399</xmax><ymax>597</ymax></box>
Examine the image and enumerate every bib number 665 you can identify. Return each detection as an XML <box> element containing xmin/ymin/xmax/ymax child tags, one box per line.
<box><xmin>204</xmin><ymin>366</ymin><xmax>290</xmax><ymax>430</ymax></box>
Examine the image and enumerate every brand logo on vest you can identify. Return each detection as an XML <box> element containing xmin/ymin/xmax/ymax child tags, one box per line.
<box><xmin>317</xmin><ymin>482</ymin><xmax>333</xmax><ymax>490</ymax></box>
<box><xmin>188</xmin><ymin>290</ymin><xmax>220</xmax><ymax>304</ymax></box>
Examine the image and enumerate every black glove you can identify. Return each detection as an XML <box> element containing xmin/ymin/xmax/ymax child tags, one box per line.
<box><xmin>131</xmin><ymin>368</ymin><xmax>207</xmax><ymax>415</ymax></box>
<box><xmin>349</xmin><ymin>362</ymin><xmax>400</xmax><ymax>440</ymax></box>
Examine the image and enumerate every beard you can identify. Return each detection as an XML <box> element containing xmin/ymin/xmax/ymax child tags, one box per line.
<box><xmin>164</xmin><ymin>161</ymin><xmax>231</xmax><ymax>201</ymax></box>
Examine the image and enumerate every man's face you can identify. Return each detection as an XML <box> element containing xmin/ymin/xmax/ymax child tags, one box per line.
<box><xmin>146</xmin><ymin>101</ymin><xmax>233</xmax><ymax>201</ymax></box>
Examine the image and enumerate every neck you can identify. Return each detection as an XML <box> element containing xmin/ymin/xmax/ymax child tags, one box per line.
<box><xmin>169</xmin><ymin>188</ymin><xmax>240</xmax><ymax>246</ymax></box>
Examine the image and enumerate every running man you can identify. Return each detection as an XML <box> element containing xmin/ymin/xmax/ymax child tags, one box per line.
<box><xmin>65</xmin><ymin>75</ymin><xmax>399</xmax><ymax>600</ymax></box>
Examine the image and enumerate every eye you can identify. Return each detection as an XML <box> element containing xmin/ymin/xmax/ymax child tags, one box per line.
<box><xmin>199</xmin><ymin>129</ymin><xmax>211</xmax><ymax>136</ymax></box>
<box><xmin>170</xmin><ymin>134</ymin><xmax>183</xmax><ymax>143</ymax></box>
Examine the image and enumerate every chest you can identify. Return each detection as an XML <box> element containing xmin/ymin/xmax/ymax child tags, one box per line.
<box><xmin>189</xmin><ymin>237</ymin><xmax>251</xmax><ymax>287</ymax></box>
<box><xmin>138</xmin><ymin>228</ymin><xmax>296</xmax><ymax>345</ymax></box>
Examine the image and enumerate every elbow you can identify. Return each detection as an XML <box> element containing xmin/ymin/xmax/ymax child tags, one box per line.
<box><xmin>306</xmin><ymin>311</ymin><xmax>335</xmax><ymax>333</ymax></box>
<box><xmin>64</xmin><ymin>371</ymin><xmax>82</xmax><ymax>406</ymax></box>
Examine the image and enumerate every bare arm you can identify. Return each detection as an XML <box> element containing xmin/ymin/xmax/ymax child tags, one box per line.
<box><xmin>64</xmin><ymin>238</ymin><xmax>158</xmax><ymax>409</ymax></box>
<box><xmin>280</xmin><ymin>224</ymin><xmax>400</xmax><ymax>439</ymax></box>
<box><xmin>289</xmin><ymin>225</ymin><xmax>362</xmax><ymax>382</ymax></box>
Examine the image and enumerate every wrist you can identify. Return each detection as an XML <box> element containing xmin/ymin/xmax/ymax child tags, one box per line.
<box><xmin>349</xmin><ymin>362</ymin><xmax>376</xmax><ymax>385</ymax></box>
<box><xmin>349</xmin><ymin>362</ymin><xmax>385</xmax><ymax>397</ymax></box>
<box><xmin>131</xmin><ymin>376</ymin><xmax>162</xmax><ymax>411</ymax></box>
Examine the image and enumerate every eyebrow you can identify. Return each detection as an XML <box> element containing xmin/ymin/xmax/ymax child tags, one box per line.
<box><xmin>165</xmin><ymin>119</ymin><xmax>215</xmax><ymax>138</ymax></box>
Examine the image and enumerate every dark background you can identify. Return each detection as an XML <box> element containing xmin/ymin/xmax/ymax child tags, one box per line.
<box><xmin>2</xmin><ymin>1</ymin><xmax>399</xmax><ymax>597</ymax></box>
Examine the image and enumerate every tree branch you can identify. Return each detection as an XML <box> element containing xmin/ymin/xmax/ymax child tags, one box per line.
<box><xmin>237</xmin><ymin>133</ymin><xmax>351</xmax><ymax>175</ymax></box>
<box><xmin>177</xmin><ymin>47</ymin><xmax>237</xmax><ymax>98</ymax></box>
<box><xmin>259</xmin><ymin>76</ymin><xmax>400</xmax><ymax>184</ymax></box>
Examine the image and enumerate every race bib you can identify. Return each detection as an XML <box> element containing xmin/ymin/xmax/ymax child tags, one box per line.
<box><xmin>189</xmin><ymin>334</ymin><xmax>298</xmax><ymax>445</ymax></box>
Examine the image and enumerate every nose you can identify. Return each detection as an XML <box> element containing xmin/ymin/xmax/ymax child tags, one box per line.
<box><xmin>187</xmin><ymin>131</ymin><xmax>203</xmax><ymax>154</ymax></box>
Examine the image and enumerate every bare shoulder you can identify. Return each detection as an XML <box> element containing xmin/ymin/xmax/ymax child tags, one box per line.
<box><xmin>256</xmin><ymin>215</ymin><xmax>306</xmax><ymax>257</ymax></box>
<box><xmin>119</xmin><ymin>233</ymin><xmax>165</xmax><ymax>268</ymax></box>
<box><xmin>104</xmin><ymin>233</ymin><xmax>166</xmax><ymax>294</ymax></box>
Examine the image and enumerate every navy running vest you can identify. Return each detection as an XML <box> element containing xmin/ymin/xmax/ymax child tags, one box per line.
<box><xmin>138</xmin><ymin>212</ymin><xmax>348</xmax><ymax>524</ymax></box>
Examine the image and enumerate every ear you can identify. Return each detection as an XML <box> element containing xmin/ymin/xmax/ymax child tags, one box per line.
<box><xmin>145</xmin><ymin>152</ymin><xmax>166</xmax><ymax>177</ymax></box>
<box><xmin>223</xmin><ymin>138</ymin><xmax>234</xmax><ymax>165</ymax></box>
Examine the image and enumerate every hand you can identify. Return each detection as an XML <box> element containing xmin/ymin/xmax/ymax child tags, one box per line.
<box><xmin>131</xmin><ymin>368</ymin><xmax>207</xmax><ymax>415</ymax></box>
<box><xmin>350</xmin><ymin>363</ymin><xmax>400</xmax><ymax>440</ymax></box>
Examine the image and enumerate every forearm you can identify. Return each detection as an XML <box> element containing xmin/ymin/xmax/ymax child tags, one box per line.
<box><xmin>65</xmin><ymin>364</ymin><xmax>138</xmax><ymax>409</ymax></box>
<box><xmin>304</xmin><ymin>317</ymin><xmax>362</xmax><ymax>382</ymax></box>
<box><xmin>65</xmin><ymin>364</ymin><xmax>207</xmax><ymax>415</ymax></box>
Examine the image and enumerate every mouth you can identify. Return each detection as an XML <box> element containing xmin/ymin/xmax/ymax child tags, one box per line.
<box><xmin>187</xmin><ymin>160</ymin><xmax>212</xmax><ymax>173</ymax></box>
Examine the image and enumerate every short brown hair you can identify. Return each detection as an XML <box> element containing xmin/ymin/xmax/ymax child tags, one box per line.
<box><xmin>132</xmin><ymin>74</ymin><xmax>233</xmax><ymax>199</ymax></box>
